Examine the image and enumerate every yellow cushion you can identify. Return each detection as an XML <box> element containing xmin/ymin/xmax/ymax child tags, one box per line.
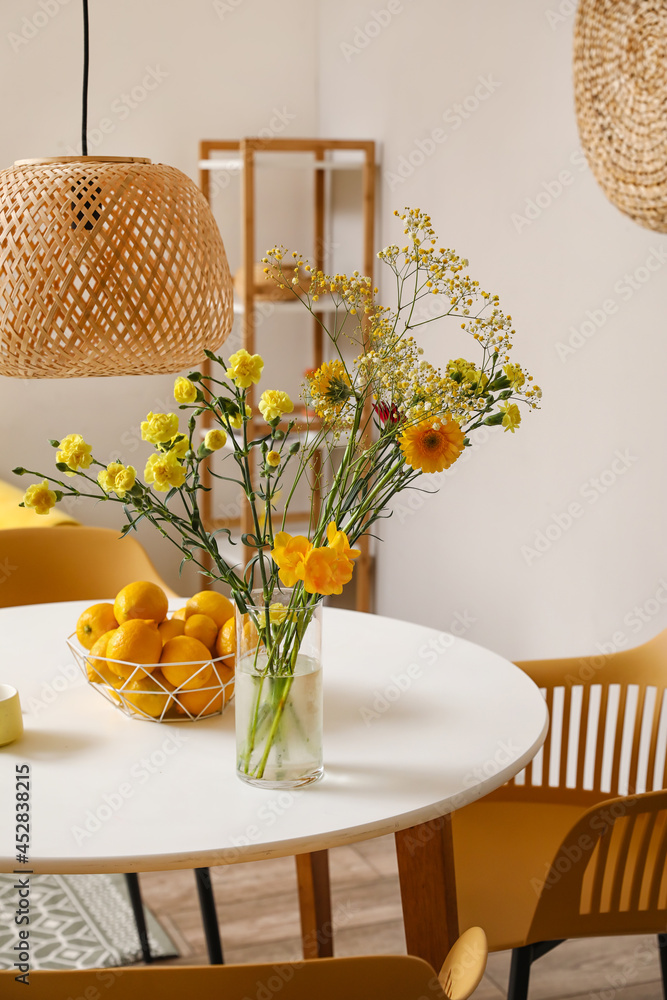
<box><xmin>452</xmin><ymin>800</ymin><xmax>586</xmax><ymax>951</ymax></box>
<box><xmin>0</xmin><ymin>478</ymin><xmax>78</xmax><ymax>528</ymax></box>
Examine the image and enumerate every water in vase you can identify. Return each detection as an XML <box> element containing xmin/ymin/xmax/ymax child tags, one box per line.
<box><xmin>235</xmin><ymin>652</ymin><xmax>323</xmax><ymax>788</ymax></box>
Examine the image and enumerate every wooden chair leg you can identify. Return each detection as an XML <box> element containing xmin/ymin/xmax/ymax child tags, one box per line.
<box><xmin>194</xmin><ymin>868</ymin><xmax>224</xmax><ymax>965</ymax></box>
<box><xmin>123</xmin><ymin>873</ymin><xmax>152</xmax><ymax>964</ymax></box>
<box><xmin>658</xmin><ymin>934</ymin><xmax>667</xmax><ymax>1000</ymax></box>
<box><xmin>295</xmin><ymin>850</ymin><xmax>333</xmax><ymax>958</ymax></box>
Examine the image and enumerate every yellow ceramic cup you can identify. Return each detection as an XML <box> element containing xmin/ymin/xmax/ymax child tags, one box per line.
<box><xmin>0</xmin><ymin>684</ymin><xmax>23</xmax><ymax>746</ymax></box>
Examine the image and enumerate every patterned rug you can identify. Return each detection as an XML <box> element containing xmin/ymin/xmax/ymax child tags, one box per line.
<box><xmin>0</xmin><ymin>873</ymin><xmax>178</xmax><ymax>970</ymax></box>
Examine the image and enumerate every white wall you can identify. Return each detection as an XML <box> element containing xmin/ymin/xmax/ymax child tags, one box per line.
<box><xmin>2</xmin><ymin>1</ymin><xmax>665</xmax><ymax>662</ymax></box>
<box><xmin>0</xmin><ymin>0</ymin><xmax>319</xmax><ymax>592</ymax></box>
<box><xmin>318</xmin><ymin>0</ymin><xmax>667</xmax><ymax>660</ymax></box>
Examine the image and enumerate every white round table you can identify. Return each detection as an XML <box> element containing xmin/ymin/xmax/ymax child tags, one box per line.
<box><xmin>0</xmin><ymin>601</ymin><xmax>548</xmax><ymax>967</ymax></box>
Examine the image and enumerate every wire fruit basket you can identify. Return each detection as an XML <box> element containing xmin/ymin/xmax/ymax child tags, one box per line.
<box><xmin>67</xmin><ymin>635</ymin><xmax>235</xmax><ymax>722</ymax></box>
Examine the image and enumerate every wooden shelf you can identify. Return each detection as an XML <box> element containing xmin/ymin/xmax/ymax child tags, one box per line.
<box><xmin>199</xmin><ymin>156</ymin><xmax>370</xmax><ymax>173</ymax></box>
<box><xmin>198</xmin><ymin>137</ymin><xmax>377</xmax><ymax>613</ymax></box>
<box><xmin>232</xmin><ymin>296</ymin><xmax>336</xmax><ymax>315</ymax></box>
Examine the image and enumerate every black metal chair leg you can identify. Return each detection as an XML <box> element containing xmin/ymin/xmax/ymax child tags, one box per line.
<box><xmin>508</xmin><ymin>941</ymin><xmax>565</xmax><ymax>1000</ymax></box>
<box><xmin>658</xmin><ymin>934</ymin><xmax>667</xmax><ymax>1000</ymax></box>
<box><xmin>123</xmin><ymin>872</ymin><xmax>152</xmax><ymax>964</ymax></box>
<box><xmin>195</xmin><ymin>867</ymin><xmax>224</xmax><ymax>965</ymax></box>
<box><xmin>508</xmin><ymin>945</ymin><xmax>533</xmax><ymax>1000</ymax></box>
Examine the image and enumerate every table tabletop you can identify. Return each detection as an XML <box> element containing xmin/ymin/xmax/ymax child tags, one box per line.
<box><xmin>0</xmin><ymin>601</ymin><xmax>548</xmax><ymax>876</ymax></box>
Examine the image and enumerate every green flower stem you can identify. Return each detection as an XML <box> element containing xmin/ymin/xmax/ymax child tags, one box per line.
<box><xmin>313</xmin><ymin>402</ymin><xmax>364</xmax><ymax>545</ymax></box>
<box><xmin>239</xmin><ymin>671</ymin><xmax>268</xmax><ymax>772</ymax></box>
<box><xmin>251</xmin><ymin>674</ymin><xmax>295</xmax><ymax>779</ymax></box>
<box><xmin>340</xmin><ymin>458</ymin><xmax>405</xmax><ymax>539</ymax></box>
<box><xmin>240</xmin><ymin>601</ymin><xmax>314</xmax><ymax>778</ymax></box>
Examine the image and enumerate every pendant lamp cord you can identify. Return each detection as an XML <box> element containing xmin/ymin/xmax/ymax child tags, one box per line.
<box><xmin>81</xmin><ymin>0</ymin><xmax>89</xmax><ymax>155</ymax></box>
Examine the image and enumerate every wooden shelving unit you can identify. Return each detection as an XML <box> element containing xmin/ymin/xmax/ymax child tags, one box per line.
<box><xmin>198</xmin><ymin>138</ymin><xmax>377</xmax><ymax>613</ymax></box>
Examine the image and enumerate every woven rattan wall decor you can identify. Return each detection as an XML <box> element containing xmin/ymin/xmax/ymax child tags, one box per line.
<box><xmin>574</xmin><ymin>0</ymin><xmax>667</xmax><ymax>232</ymax></box>
<box><xmin>0</xmin><ymin>156</ymin><xmax>234</xmax><ymax>378</ymax></box>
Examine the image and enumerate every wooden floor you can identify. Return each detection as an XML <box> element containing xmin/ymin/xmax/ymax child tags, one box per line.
<box><xmin>140</xmin><ymin>834</ymin><xmax>665</xmax><ymax>999</ymax></box>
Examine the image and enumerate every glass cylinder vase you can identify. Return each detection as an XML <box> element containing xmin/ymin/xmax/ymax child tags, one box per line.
<box><xmin>235</xmin><ymin>595</ymin><xmax>323</xmax><ymax>789</ymax></box>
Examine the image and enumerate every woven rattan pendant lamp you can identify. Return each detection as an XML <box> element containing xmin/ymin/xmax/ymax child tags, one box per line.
<box><xmin>574</xmin><ymin>0</ymin><xmax>667</xmax><ymax>232</ymax></box>
<box><xmin>0</xmin><ymin>2</ymin><xmax>233</xmax><ymax>378</ymax></box>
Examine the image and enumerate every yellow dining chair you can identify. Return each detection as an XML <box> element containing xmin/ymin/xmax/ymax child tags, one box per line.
<box><xmin>0</xmin><ymin>524</ymin><xmax>178</xmax><ymax>606</ymax></box>
<box><xmin>450</xmin><ymin>628</ymin><xmax>667</xmax><ymax>999</ymax></box>
<box><xmin>0</xmin><ymin>525</ymin><xmax>195</xmax><ymax>965</ymax></box>
<box><xmin>0</xmin><ymin>929</ymin><xmax>488</xmax><ymax>999</ymax></box>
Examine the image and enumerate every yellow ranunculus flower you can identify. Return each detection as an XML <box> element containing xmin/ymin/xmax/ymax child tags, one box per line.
<box><xmin>229</xmin><ymin>404</ymin><xmax>252</xmax><ymax>429</ymax></box>
<box><xmin>144</xmin><ymin>452</ymin><xmax>186</xmax><ymax>492</ymax></box>
<box><xmin>226</xmin><ymin>349</ymin><xmax>264</xmax><ymax>389</ymax></box>
<box><xmin>56</xmin><ymin>433</ymin><xmax>93</xmax><ymax>477</ymax></box>
<box><xmin>258</xmin><ymin>390</ymin><xmax>294</xmax><ymax>424</ymax></box>
<box><xmin>266</xmin><ymin>450</ymin><xmax>281</xmax><ymax>467</ymax></box>
<box><xmin>23</xmin><ymin>480</ymin><xmax>57</xmax><ymax>515</ymax></box>
<box><xmin>174</xmin><ymin>377</ymin><xmax>198</xmax><ymax>404</ymax></box>
<box><xmin>270</xmin><ymin>531</ymin><xmax>312</xmax><ymax>588</ymax></box>
<box><xmin>500</xmin><ymin>402</ymin><xmax>521</xmax><ymax>433</ymax></box>
<box><xmin>141</xmin><ymin>412</ymin><xmax>179</xmax><ymax>445</ymax></box>
<box><xmin>204</xmin><ymin>429</ymin><xmax>227</xmax><ymax>451</ymax></box>
<box><xmin>97</xmin><ymin>462</ymin><xmax>137</xmax><ymax>499</ymax></box>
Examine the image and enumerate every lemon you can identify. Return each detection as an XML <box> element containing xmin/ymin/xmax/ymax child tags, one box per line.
<box><xmin>121</xmin><ymin>671</ymin><xmax>174</xmax><ymax>719</ymax></box>
<box><xmin>76</xmin><ymin>603</ymin><xmax>118</xmax><ymax>650</ymax></box>
<box><xmin>215</xmin><ymin>617</ymin><xmax>236</xmax><ymax>662</ymax></box>
<box><xmin>158</xmin><ymin>618</ymin><xmax>185</xmax><ymax>643</ymax></box>
<box><xmin>114</xmin><ymin>581</ymin><xmax>169</xmax><ymax>625</ymax></box>
<box><xmin>105</xmin><ymin>619</ymin><xmax>162</xmax><ymax>680</ymax></box>
<box><xmin>177</xmin><ymin>688</ymin><xmax>224</xmax><ymax>718</ymax></box>
<box><xmin>184</xmin><ymin>613</ymin><xmax>218</xmax><ymax>652</ymax></box>
<box><xmin>212</xmin><ymin>660</ymin><xmax>235</xmax><ymax>702</ymax></box>
<box><xmin>185</xmin><ymin>591</ymin><xmax>235</xmax><ymax>629</ymax></box>
<box><xmin>86</xmin><ymin>630</ymin><xmax>122</xmax><ymax>685</ymax></box>
<box><xmin>160</xmin><ymin>636</ymin><xmax>213</xmax><ymax>690</ymax></box>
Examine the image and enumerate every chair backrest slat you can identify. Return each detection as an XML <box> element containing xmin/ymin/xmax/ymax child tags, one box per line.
<box><xmin>609</xmin><ymin>685</ymin><xmax>628</xmax><ymax>795</ymax></box>
<box><xmin>575</xmin><ymin>684</ymin><xmax>592</xmax><ymax>790</ymax></box>
<box><xmin>489</xmin><ymin>632</ymin><xmax>667</xmax><ymax>807</ymax></box>
<box><xmin>647</xmin><ymin>809</ymin><xmax>667</xmax><ymax>911</ymax></box>
<box><xmin>528</xmin><ymin>790</ymin><xmax>667</xmax><ymax>942</ymax></box>
<box><xmin>628</xmin><ymin>810</ymin><xmax>658</xmax><ymax>912</ymax></box>
<box><xmin>589</xmin><ymin>817</ymin><xmax>613</xmax><ymax>914</ymax></box>
<box><xmin>608</xmin><ymin>814</ymin><xmax>635</xmax><ymax>913</ymax></box>
<box><xmin>558</xmin><ymin>685</ymin><xmax>573</xmax><ymax>789</ymax></box>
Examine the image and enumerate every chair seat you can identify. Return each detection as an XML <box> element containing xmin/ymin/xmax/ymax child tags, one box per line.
<box><xmin>452</xmin><ymin>800</ymin><xmax>586</xmax><ymax>951</ymax></box>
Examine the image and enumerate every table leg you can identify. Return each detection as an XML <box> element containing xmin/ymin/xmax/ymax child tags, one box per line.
<box><xmin>395</xmin><ymin>814</ymin><xmax>459</xmax><ymax>970</ymax></box>
<box><xmin>124</xmin><ymin>873</ymin><xmax>152</xmax><ymax>964</ymax></box>
<box><xmin>295</xmin><ymin>850</ymin><xmax>333</xmax><ymax>958</ymax></box>
<box><xmin>194</xmin><ymin>868</ymin><xmax>224</xmax><ymax>965</ymax></box>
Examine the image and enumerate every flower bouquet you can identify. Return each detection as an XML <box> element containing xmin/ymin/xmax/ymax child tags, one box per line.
<box><xmin>16</xmin><ymin>208</ymin><xmax>540</xmax><ymax>788</ymax></box>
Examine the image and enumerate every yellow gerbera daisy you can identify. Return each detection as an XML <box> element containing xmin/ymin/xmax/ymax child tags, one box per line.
<box><xmin>399</xmin><ymin>417</ymin><xmax>465</xmax><ymax>474</ymax></box>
